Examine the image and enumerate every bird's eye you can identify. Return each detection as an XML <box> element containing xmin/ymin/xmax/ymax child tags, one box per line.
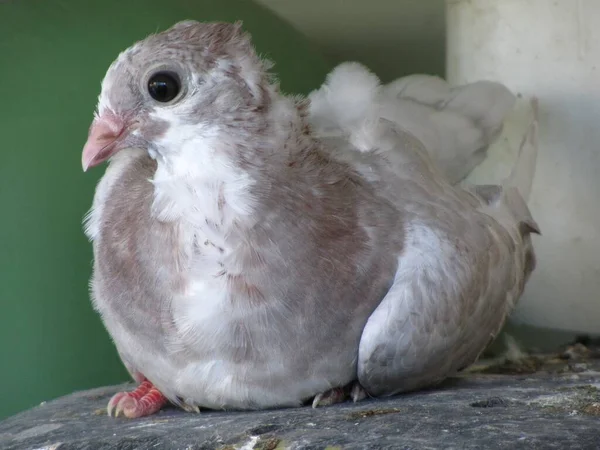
<box><xmin>147</xmin><ymin>71</ymin><xmax>181</xmax><ymax>103</ymax></box>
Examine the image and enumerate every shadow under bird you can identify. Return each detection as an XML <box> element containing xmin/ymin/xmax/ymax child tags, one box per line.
<box><xmin>80</xmin><ymin>20</ymin><xmax>540</xmax><ymax>418</ymax></box>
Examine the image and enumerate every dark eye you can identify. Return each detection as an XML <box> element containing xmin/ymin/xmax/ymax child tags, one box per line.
<box><xmin>147</xmin><ymin>71</ymin><xmax>181</xmax><ymax>103</ymax></box>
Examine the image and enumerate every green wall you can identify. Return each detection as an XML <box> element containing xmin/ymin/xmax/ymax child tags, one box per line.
<box><xmin>0</xmin><ymin>0</ymin><xmax>334</xmax><ymax>420</ymax></box>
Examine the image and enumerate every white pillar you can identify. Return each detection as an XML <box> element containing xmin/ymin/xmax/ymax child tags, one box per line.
<box><xmin>446</xmin><ymin>0</ymin><xmax>600</xmax><ymax>334</ymax></box>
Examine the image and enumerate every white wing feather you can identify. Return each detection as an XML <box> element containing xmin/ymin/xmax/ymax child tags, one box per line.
<box><xmin>308</xmin><ymin>62</ymin><xmax>516</xmax><ymax>184</ymax></box>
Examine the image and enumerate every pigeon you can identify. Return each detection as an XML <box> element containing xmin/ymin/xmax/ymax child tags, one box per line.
<box><xmin>81</xmin><ymin>20</ymin><xmax>540</xmax><ymax>419</ymax></box>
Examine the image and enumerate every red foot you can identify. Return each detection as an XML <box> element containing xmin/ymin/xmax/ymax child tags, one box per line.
<box><xmin>107</xmin><ymin>379</ymin><xmax>168</xmax><ymax>418</ymax></box>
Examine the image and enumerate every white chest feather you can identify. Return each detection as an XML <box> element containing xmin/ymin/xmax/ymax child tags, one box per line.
<box><xmin>150</xmin><ymin>123</ymin><xmax>259</xmax><ymax>315</ymax></box>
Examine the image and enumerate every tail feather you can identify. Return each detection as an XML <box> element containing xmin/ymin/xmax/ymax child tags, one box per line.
<box><xmin>502</xmin><ymin>97</ymin><xmax>541</xmax><ymax>236</ymax></box>
<box><xmin>505</xmin><ymin>97</ymin><xmax>539</xmax><ymax>203</ymax></box>
<box><xmin>469</xmin><ymin>97</ymin><xmax>541</xmax><ymax>237</ymax></box>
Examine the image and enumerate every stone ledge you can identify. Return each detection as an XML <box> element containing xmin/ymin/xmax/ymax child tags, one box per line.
<box><xmin>2</xmin><ymin>350</ymin><xmax>600</xmax><ymax>450</ymax></box>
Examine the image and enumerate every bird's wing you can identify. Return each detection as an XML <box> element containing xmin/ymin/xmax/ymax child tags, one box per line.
<box><xmin>380</xmin><ymin>74</ymin><xmax>516</xmax><ymax>184</ymax></box>
<box><xmin>356</xmin><ymin>100</ymin><xmax>540</xmax><ymax>396</ymax></box>
<box><xmin>356</xmin><ymin>211</ymin><xmax>519</xmax><ymax>396</ymax></box>
<box><xmin>308</xmin><ymin>62</ymin><xmax>516</xmax><ymax>185</ymax></box>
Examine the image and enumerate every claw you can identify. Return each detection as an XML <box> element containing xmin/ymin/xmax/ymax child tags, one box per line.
<box><xmin>181</xmin><ymin>402</ymin><xmax>201</xmax><ymax>414</ymax></box>
<box><xmin>312</xmin><ymin>387</ymin><xmax>347</xmax><ymax>408</ymax></box>
<box><xmin>351</xmin><ymin>383</ymin><xmax>368</xmax><ymax>403</ymax></box>
<box><xmin>312</xmin><ymin>382</ymin><xmax>369</xmax><ymax>408</ymax></box>
<box><xmin>106</xmin><ymin>392</ymin><xmax>126</xmax><ymax>417</ymax></box>
<box><xmin>115</xmin><ymin>393</ymin><xmax>139</xmax><ymax>418</ymax></box>
<box><xmin>311</xmin><ymin>393</ymin><xmax>324</xmax><ymax>409</ymax></box>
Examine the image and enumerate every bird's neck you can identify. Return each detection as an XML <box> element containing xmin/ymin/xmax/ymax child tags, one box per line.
<box><xmin>149</xmin><ymin>95</ymin><xmax>313</xmax><ymax>236</ymax></box>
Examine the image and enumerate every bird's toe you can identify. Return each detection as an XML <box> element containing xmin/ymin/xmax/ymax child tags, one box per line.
<box><xmin>106</xmin><ymin>379</ymin><xmax>167</xmax><ymax>418</ymax></box>
<box><xmin>312</xmin><ymin>381</ymin><xmax>367</xmax><ymax>408</ymax></box>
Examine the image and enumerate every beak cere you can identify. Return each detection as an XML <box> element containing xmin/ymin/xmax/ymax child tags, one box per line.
<box><xmin>82</xmin><ymin>113</ymin><xmax>126</xmax><ymax>171</ymax></box>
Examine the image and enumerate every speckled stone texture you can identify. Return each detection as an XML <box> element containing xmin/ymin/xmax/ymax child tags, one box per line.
<box><xmin>2</xmin><ymin>351</ymin><xmax>600</xmax><ymax>450</ymax></box>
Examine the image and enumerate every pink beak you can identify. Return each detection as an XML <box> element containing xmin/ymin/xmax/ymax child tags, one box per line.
<box><xmin>82</xmin><ymin>113</ymin><xmax>126</xmax><ymax>171</ymax></box>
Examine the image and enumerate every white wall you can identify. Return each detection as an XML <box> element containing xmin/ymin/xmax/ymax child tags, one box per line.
<box><xmin>448</xmin><ymin>0</ymin><xmax>600</xmax><ymax>337</ymax></box>
<box><xmin>255</xmin><ymin>0</ymin><xmax>446</xmax><ymax>81</ymax></box>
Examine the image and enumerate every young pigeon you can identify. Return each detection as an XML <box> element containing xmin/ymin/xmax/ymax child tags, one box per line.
<box><xmin>81</xmin><ymin>20</ymin><xmax>540</xmax><ymax>419</ymax></box>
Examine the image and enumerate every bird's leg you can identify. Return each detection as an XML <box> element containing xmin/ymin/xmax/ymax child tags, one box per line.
<box><xmin>312</xmin><ymin>381</ymin><xmax>368</xmax><ymax>408</ymax></box>
<box><xmin>107</xmin><ymin>378</ymin><xmax>168</xmax><ymax>418</ymax></box>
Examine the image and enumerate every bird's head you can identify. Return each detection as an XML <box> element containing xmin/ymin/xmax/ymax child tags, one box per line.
<box><xmin>82</xmin><ymin>20</ymin><xmax>274</xmax><ymax>171</ymax></box>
